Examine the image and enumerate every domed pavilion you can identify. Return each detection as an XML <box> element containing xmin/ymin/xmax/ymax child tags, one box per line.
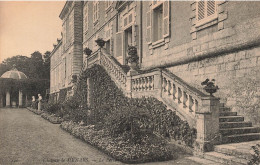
<box><xmin>0</xmin><ymin>67</ymin><xmax>28</xmax><ymax>108</ymax></box>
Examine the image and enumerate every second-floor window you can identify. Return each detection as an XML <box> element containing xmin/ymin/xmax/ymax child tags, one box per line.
<box><xmin>105</xmin><ymin>1</ymin><xmax>112</xmax><ymax>10</ymax></box>
<box><xmin>196</xmin><ymin>1</ymin><xmax>217</xmax><ymax>26</ymax></box>
<box><xmin>84</xmin><ymin>3</ymin><xmax>88</xmax><ymax>32</ymax></box>
<box><xmin>147</xmin><ymin>1</ymin><xmax>170</xmax><ymax>44</ymax></box>
<box><xmin>93</xmin><ymin>1</ymin><xmax>99</xmax><ymax>23</ymax></box>
<box><xmin>153</xmin><ymin>4</ymin><xmax>163</xmax><ymax>42</ymax></box>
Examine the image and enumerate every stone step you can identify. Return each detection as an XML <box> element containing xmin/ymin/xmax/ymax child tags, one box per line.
<box><xmin>214</xmin><ymin>145</ymin><xmax>253</xmax><ymax>160</ymax></box>
<box><xmin>222</xmin><ymin>133</ymin><xmax>260</xmax><ymax>144</ymax></box>
<box><xmin>220</xmin><ymin>122</ymin><xmax>252</xmax><ymax>129</ymax></box>
<box><xmin>219</xmin><ymin>112</ymin><xmax>237</xmax><ymax>116</ymax></box>
<box><xmin>219</xmin><ymin>116</ymin><xmax>244</xmax><ymax>122</ymax></box>
<box><xmin>203</xmin><ymin>151</ymin><xmax>248</xmax><ymax>165</ymax></box>
<box><xmin>219</xmin><ymin>107</ymin><xmax>231</xmax><ymax>112</ymax></box>
<box><xmin>187</xmin><ymin>156</ymin><xmax>222</xmax><ymax>165</ymax></box>
<box><xmin>220</xmin><ymin>127</ymin><xmax>260</xmax><ymax>136</ymax></box>
<box><xmin>213</xmin><ymin>140</ymin><xmax>260</xmax><ymax>160</ymax></box>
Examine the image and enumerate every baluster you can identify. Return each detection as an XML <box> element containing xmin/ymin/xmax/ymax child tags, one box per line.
<box><xmin>152</xmin><ymin>76</ymin><xmax>154</xmax><ymax>90</ymax></box>
<box><xmin>162</xmin><ymin>77</ymin><xmax>167</xmax><ymax>92</ymax></box>
<box><xmin>188</xmin><ymin>95</ymin><xmax>194</xmax><ymax>112</ymax></box>
<box><xmin>178</xmin><ymin>87</ymin><xmax>182</xmax><ymax>104</ymax></box>
<box><xmin>194</xmin><ymin>99</ymin><xmax>198</xmax><ymax>112</ymax></box>
<box><xmin>132</xmin><ymin>80</ymin><xmax>136</xmax><ymax>91</ymax></box>
<box><xmin>183</xmin><ymin>91</ymin><xmax>188</xmax><ymax>108</ymax></box>
<box><xmin>167</xmin><ymin>80</ymin><xmax>172</xmax><ymax>95</ymax></box>
<box><xmin>141</xmin><ymin>78</ymin><xmax>145</xmax><ymax>91</ymax></box>
<box><xmin>136</xmin><ymin>78</ymin><xmax>140</xmax><ymax>91</ymax></box>
<box><xmin>148</xmin><ymin>76</ymin><xmax>152</xmax><ymax>90</ymax></box>
<box><xmin>144</xmin><ymin>77</ymin><xmax>148</xmax><ymax>91</ymax></box>
<box><xmin>172</xmin><ymin>83</ymin><xmax>177</xmax><ymax>100</ymax></box>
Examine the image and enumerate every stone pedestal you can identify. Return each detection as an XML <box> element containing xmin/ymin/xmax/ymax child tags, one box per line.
<box><xmin>194</xmin><ymin>96</ymin><xmax>220</xmax><ymax>154</ymax></box>
<box><xmin>6</xmin><ymin>91</ymin><xmax>10</xmax><ymax>107</ymax></box>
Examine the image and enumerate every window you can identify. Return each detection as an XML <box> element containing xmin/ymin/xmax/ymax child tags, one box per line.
<box><xmin>105</xmin><ymin>1</ymin><xmax>113</xmax><ymax>10</ymax></box>
<box><xmin>147</xmin><ymin>1</ymin><xmax>170</xmax><ymax>44</ymax></box>
<box><xmin>153</xmin><ymin>5</ymin><xmax>163</xmax><ymax>42</ymax></box>
<box><xmin>84</xmin><ymin>3</ymin><xmax>88</xmax><ymax>32</ymax></box>
<box><xmin>93</xmin><ymin>1</ymin><xmax>99</xmax><ymax>23</ymax></box>
<box><xmin>196</xmin><ymin>1</ymin><xmax>217</xmax><ymax>26</ymax></box>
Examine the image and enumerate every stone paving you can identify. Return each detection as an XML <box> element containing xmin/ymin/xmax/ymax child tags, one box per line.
<box><xmin>0</xmin><ymin>108</ymin><xmax>200</xmax><ymax>165</ymax></box>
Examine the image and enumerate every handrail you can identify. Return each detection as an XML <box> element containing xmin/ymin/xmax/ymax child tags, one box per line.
<box><xmin>99</xmin><ymin>49</ymin><xmax>127</xmax><ymax>90</ymax></box>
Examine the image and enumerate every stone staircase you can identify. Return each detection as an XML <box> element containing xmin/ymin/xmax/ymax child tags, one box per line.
<box><xmin>190</xmin><ymin>103</ymin><xmax>260</xmax><ymax>164</ymax></box>
<box><xmin>219</xmin><ymin>103</ymin><xmax>260</xmax><ymax>144</ymax></box>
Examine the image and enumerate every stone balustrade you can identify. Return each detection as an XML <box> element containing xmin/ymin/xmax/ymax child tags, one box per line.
<box><xmin>85</xmin><ymin>48</ymin><xmax>220</xmax><ymax>153</ymax></box>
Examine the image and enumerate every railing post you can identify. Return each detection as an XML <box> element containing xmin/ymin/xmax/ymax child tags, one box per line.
<box><xmin>125</xmin><ymin>74</ymin><xmax>132</xmax><ymax>98</ymax></box>
<box><xmin>194</xmin><ymin>96</ymin><xmax>220</xmax><ymax>154</ymax></box>
<box><xmin>153</xmin><ymin>69</ymin><xmax>162</xmax><ymax>97</ymax></box>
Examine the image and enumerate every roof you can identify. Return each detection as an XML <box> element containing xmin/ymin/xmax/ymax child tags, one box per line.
<box><xmin>1</xmin><ymin>68</ymin><xmax>27</xmax><ymax>80</ymax></box>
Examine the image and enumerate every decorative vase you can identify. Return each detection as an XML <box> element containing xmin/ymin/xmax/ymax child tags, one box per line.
<box><xmin>95</xmin><ymin>38</ymin><xmax>105</xmax><ymax>48</ymax></box>
<box><xmin>203</xmin><ymin>85</ymin><xmax>219</xmax><ymax>96</ymax></box>
<box><xmin>84</xmin><ymin>47</ymin><xmax>92</xmax><ymax>56</ymax></box>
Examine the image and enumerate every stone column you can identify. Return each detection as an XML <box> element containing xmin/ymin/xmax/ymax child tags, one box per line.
<box><xmin>19</xmin><ymin>90</ymin><xmax>23</xmax><ymax>108</ymax></box>
<box><xmin>6</xmin><ymin>90</ymin><xmax>10</xmax><ymax>107</ymax></box>
<box><xmin>194</xmin><ymin>96</ymin><xmax>220</xmax><ymax>154</ymax></box>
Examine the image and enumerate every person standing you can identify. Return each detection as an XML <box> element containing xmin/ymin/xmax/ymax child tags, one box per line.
<box><xmin>38</xmin><ymin>94</ymin><xmax>42</xmax><ymax>110</ymax></box>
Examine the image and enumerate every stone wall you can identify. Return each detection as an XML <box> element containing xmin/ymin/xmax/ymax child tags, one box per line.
<box><xmin>167</xmin><ymin>46</ymin><xmax>260</xmax><ymax>126</ymax></box>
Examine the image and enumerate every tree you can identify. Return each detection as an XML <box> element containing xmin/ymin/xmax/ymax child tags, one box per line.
<box><xmin>0</xmin><ymin>55</ymin><xmax>30</xmax><ymax>76</ymax></box>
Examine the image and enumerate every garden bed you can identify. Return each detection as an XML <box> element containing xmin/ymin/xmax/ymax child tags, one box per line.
<box><xmin>60</xmin><ymin>121</ymin><xmax>174</xmax><ymax>164</ymax></box>
<box><xmin>27</xmin><ymin>107</ymin><xmax>43</xmax><ymax>115</ymax></box>
<box><xmin>41</xmin><ymin>112</ymin><xmax>64</xmax><ymax>124</ymax></box>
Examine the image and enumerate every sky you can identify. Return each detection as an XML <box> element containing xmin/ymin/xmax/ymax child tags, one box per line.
<box><xmin>0</xmin><ymin>1</ymin><xmax>65</xmax><ymax>62</ymax></box>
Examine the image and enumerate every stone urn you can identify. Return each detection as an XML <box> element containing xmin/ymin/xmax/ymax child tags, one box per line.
<box><xmin>126</xmin><ymin>46</ymin><xmax>139</xmax><ymax>70</ymax></box>
<box><xmin>84</xmin><ymin>47</ymin><xmax>92</xmax><ymax>56</ymax></box>
<box><xmin>95</xmin><ymin>38</ymin><xmax>105</xmax><ymax>48</ymax></box>
<box><xmin>201</xmin><ymin>79</ymin><xmax>219</xmax><ymax>96</ymax></box>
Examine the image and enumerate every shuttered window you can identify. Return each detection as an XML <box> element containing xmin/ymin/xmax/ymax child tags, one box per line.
<box><xmin>196</xmin><ymin>1</ymin><xmax>217</xmax><ymax>24</ymax></box>
<box><xmin>84</xmin><ymin>3</ymin><xmax>88</xmax><ymax>32</ymax></box>
<box><xmin>147</xmin><ymin>1</ymin><xmax>170</xmax><ymax>44</ymax></box>
<box><xmin>93</xmin><ymin>1</ymin><xmax>99</xmax><ymax>23</ymax></box>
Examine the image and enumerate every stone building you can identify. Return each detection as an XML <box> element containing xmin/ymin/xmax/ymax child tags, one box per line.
<box><xmin>50</xmin><ymin>1</ymin><xmax>83</xmax><ymax>100</ymax></box>
<box><xmin>50</xmin><ymin>1</ymin><xmax>260</xmax><ymax>158</ymax></box>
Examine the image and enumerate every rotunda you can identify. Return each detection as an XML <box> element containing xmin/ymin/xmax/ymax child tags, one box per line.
<box><xmin>0</xmin><ymin>67</ymin><xmax>28</xmax><ymax>108</ymax></box>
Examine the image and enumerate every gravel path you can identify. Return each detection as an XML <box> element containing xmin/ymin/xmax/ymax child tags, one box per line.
<box><xmin>0</xmin><ymin>108</ymin><xmax>200</xmax><ymax>165</ymax></box>
<box><xmin>0</xmin><ymin>108</ymin><xmax>120</xmax><ymax>165</ymax></box>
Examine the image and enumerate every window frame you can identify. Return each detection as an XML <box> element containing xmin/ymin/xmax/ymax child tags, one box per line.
<box><xmin>195</xmin><ymin>1</ymin><xmax>218</xmax><ymax>27</ymax></box>
<box><xmin>93</xmin><ymin>1</ymin><xmax>99</xmax><ymax>24</ymax></box>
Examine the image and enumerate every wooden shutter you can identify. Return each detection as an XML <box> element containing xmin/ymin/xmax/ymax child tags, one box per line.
<box><xmin>207</xmin><ymin>1</ymin><xmax>216</xmax><ymax>17</ymax></box>
<box><xmin>146</xmin><ymin>10</ymin><xmax>152</xmax><ymax>43</ymax></box>
<box><xmin>163</xmin><ymin>0</ymin><xmax>170</xmax><ymax>37</ymax></box>
<box><xmin>115</xmin><ymin>32</ymin><xmax>123</xmax><ymax>57</ymax></box>
<box><xmin>197</xmin><ymin>1</ymin><xmax>205</xmax><ymax>21</ymax></box>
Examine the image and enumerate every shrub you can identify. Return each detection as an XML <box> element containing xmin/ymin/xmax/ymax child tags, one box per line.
<box><xmin>248</xmin><ymin>144</ymin><xmax>260</xmax><ymax>165</ymax></box>
<box><xmin>60</xmin><ymin>121</ymin><xmax>173</xmax><ymax>163</ymax></box>
<box><xmin>44</xmin><ymin>102</ymin><xmax>61</xmax><ymax>114</ymax></box>
<box><xmin>79</xmin><ymin>64</ymin><xmax>197</xmax><ymax>147</ymax></box>
<box><xmin>105</xmin><ymin>101</ymin><xmax>152</xmax><ymax>144</ymax></box>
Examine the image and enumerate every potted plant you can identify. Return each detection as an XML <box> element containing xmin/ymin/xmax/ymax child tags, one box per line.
<box><xmin>201</xmin><ymin>78</ymin><xmax>219</xmax><ymax>96</ymax></box>
<box><xmin>126</xmin><ymin>46</ymin><xmax>139</xmax><ymax>70</ymax></box>
<box><xmin>95</xmin><ymin>38</ymin><xmax>105</xmax><ymax>48</ymax></box>
<box><xmin>72</xmin><ymin>75</ymin><xmax>77</xmax><ymax>83</ymax></box>
<box><xmin>83</xmin><ymin>47</ymin><xmax>92</xmax><ymax>56</ymax></box>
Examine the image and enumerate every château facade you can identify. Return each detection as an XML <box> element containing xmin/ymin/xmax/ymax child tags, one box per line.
<box><xmin>50</xmin><ymin>1</ymin><xmax>260</xmax><ymax>154</ymax></box>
